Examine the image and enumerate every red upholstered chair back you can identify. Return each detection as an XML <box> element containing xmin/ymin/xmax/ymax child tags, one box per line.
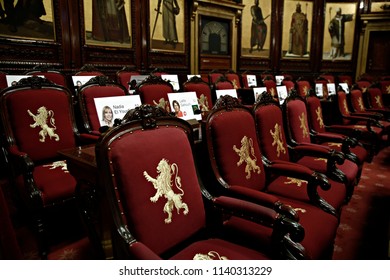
<box><xmin>282</xmin><ymin>79</ymin><xmax>296</xmax><ymax>93</ymax></box>
<box><xmin>263</xmin><ymin>79</ymin><xmax>278</xmax><ymax>99</ymax></box>
<box><xmin>136</xmin><ymin>75</ymin><xmax>174</xmax><ymax>112</ymax></box>
<box><xmin>306</xmin><ymin>95</ymin><xmax>326</xmax><ymax>133</ymax></box>
<box><xmin>75</xmin><ymin>65</ymin><xmax>104</xmax><ymax>77</ymax></box>
<box><xmin>296</xmin><ymin>80</ymin><xmax>311</xmax><ymax>98</ymax></box>
<box><xmin>380</xmin><ymin>80</ymin><xmax>390</xmax><ymax>95</ymax></box>
<box><xmin>349</xmin><ymin>88</ymin><xmax>366</xmax><ymax>113</ymax></box>
<box><xmin>284</xmin><ymin>94</ymin><xmax>312</xmax><ymax>144</ymax></box>
<box><xmin>253</xmin><ymin>94</ymin><xmax>291</xmax><ymax>162</ymax></box>
<box><xmin>337</xmin><ymin>75</ymin><xmax>353</xmax><ymax>88</ymax></box>
<box><xmin>367</xmin><ymin>87</ymin><xmax>386</xmax><ymax>109</ymax></box>
<box><xmin>337</xmin><ymin>90</ymin><xmax>353</xmax><ymax>124</ymax></box>
<box><xmin>182</xmin><ymin>76</ymin><xmax>213</xmax><ymax>112</ymax></box>
<box><xmin>205</xmin><ymin>96</ymin><xmax>266</xmax><ymax>192</ymax></box>
<box><xmin>319</xmin><ymin>74</ymin><xmax>335</xmax><ymax>83</ymax></box>
<box><xmin>208</xmin><ymin>71</ymin><xmax>224</xmax><ymax>84</ymax></box>
<box><xmin>25</xmin><ymin>70</ymin><xmax>68</xmax><ymax>88</ymax></box>
<box><xmin>116</xmin><ymin>68</ymin><xmax>140</xmax><ymax>90</ymax></box>
<box><xmin>214</xmin><ymin>76</ymin><xmax>234</xmax><ymax>90</ymax></box>
<box><xmin>356</xmin><ymin>80</ymin><xmax>371</xmax><ymax>93</ymax></box>
<box><xmin>78</xmin><ymin>76</ymin><xmax>128</xmax><ymax>133</ymax></box>
<box><xmin>225</xmin><ymin>71</ymin><xmax>242</xmax><ymax>89</ymax></box>
<box><xmin>0</xmin><ymin>76</ymin><xmax>77</xmax><ymax>162</ymax></box>
<box><xmin>95</xmin><ymin>109</ymin><xmax>206</xmax><ymax>256</ymax></box>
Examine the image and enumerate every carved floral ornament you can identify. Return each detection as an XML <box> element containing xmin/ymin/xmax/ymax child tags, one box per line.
<box><xmin>233</xmin><ymin>136</ymin><xmax>261</xmax><ymax>179</ymax></box>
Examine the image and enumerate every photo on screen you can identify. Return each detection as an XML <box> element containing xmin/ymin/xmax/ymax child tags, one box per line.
<box><xmin>168</xmin><ymin>91</ymin><xmax>202</xmax><ymax>121</ymax></box>
<box><xmin>94</xmin><ymin>95</ymin><xmax>142</xmax><ymax>127</ymax></box>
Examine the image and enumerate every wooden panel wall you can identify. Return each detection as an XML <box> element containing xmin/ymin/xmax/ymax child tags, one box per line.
<box><xmin>0</xmin><ymin>0</ymin><xmax>388</xmax><ymax>81</ymax></box>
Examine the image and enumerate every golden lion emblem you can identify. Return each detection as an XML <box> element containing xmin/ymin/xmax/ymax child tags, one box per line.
<box><xmin>270</xmin><ymin>123</ymin><xmax>286</xmax><ymax>157</ymax></box>
<box><xmin>143</xmin><ymin>159</ymin><xmax>189</xmax><ymax>224</ymax></box>
<box><xmin>198</xmin><ymin>94</ymin><xmax>209</xmax><ymax>112</ymax></box>
<box><xmin>233</xmin><ymin>136</ymin><xmax>261</xmax><ymax>179</ymax></box>
<box><xmin>153</xmin><ymin>98</ymin><xmax>170</xmax><ymax>112</ymax></box>
<box><xmin>28</xmin><ymin>106</ymin><xmax>59</xmax><ymax>142</ymax></box>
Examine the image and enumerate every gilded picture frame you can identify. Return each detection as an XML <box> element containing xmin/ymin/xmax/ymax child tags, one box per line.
<box><xmin>241</xmin><ymin>0</ymin><xmax>272</xmax><ymax>58</ymax></box>
<box><xmin>0</xmin><ymin>0</ymin><xmax>55</xmax><ymax>41</ymax></box>
<box><xmin>149</xmin><ymin>0</ymin><xmax>185</xmax><ymax>53</ymax></box>
<box><xmin>84</xmin><ymin>0</ymin><xmax>132</xmax><ymax>48</ymax></box>
<box><xmin>322</xmin><ymin>2</ymin><xmax>357</xmax><ymax>61</ymax></box>
<box><xmin>281</xmin><ymin>0</ymin><xmax>313</xmax><ymax>60</ymax></box>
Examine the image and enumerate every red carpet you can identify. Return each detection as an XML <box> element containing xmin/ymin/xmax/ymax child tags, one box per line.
<box><xmin>333</xmin><ymin>146</ymin><xmax>390</xmax><ymax>259</ymax></box>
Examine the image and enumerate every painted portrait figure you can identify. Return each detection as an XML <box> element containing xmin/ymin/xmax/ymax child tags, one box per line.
<box><xmin>288</xmin><ymin>2</ymin><xmax>308</xmax><ymax>56</ymax></box>
<box><xmin>92</xmin><ymin>0</ymin><xmax>130</xmax><ymax>43</ymax></box>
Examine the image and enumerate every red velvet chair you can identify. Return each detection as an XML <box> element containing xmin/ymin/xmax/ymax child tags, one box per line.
<box><xmin>77</xmin><ymin>75</ymin><xmax>128</xmax><ymax>140</ymax></box>
<box><xmin>349</xmin><ymin>86</ymin><xmax>390</xmax><ymax>124</ymax></box>
<box><xmin>283</xmin><ymin>90</ymin><xmax>361</xmax><ymax>201</ymax></box>
<box><xmin>25</xmin><ymin>65</ymin><xmax>69</xmax><ymax>88</ymax></box>
<box><xmin>182</xmin><ymin>76</ymin><xmax>213</xmax><ymax>113</ymax></box>
<box><xmin>225</xmin><ymin>70</ymin><xmax>242</xmax><ymax>89</ymax></box>
<box><xmin>0</xmin><ymin>76</ymin><xmax>94</xmax><ymax>259</ymax></box>
<box><xmin>337</xmin><ymin>74</ymin><xmax>353</xmax><ymax>88</ymax></box>
<box><xmin>366</xmin><ymin>85</ymin><xmax>390</xmax><ymax>118</ymax></box>
<box><xmin>305</xmin><ymin>90</ymin><xmax>372</xmax><ymax>164</ymax></box>
<box><xmin>355</xmin><ymin>79</ymin><xmax>372</xmax><ymax>94</ymax></box>
<box><xmin>115</xmin><ymin>66</ymin><xmax>140</xmax><ymax>92</ymax></box>
<box><xmin>214</xmin><ymin>75</ymin><xmax>235</xmax><ymax>90</ymax></box>
<box><xmin>336</xmin><ymin>89</ymin><xmax>389</xmax><ymax>155</ymax></box>
<box><xmin>135</xmin><ymin>75</ymin><xmax>174</xmax><ymax>112</ymax></box>
<box><xmin>281</xmin><ymin>77</ymin><xmax>296</xmax><ymax>93</ymax></box>
<box><xmin>253</xmin><ymin>92</ymin><xmax>349</xmax><ymax>214</ymax></box>
<box><xmin>319</xmin><ymin>73</ymin><xmax>335</xmax><ymax>83</ymax></box>
<box><xmin>95</xmin><ymin>104</ymin><xmax>305</xmax><ymax>260</ymax></box>
<box><xmin>204</xmin><ymin>95</ymin><xmax>340</xmax><ymax>259</ymax></box>
<box><xmin>208</xmin><ymin>70</ymin><xmax>224</xmax><ymax>85</ymax></box>
<box><xmin>263</xmin><ymin>77</ymin><xmax>278</xmax><ymax>100</ymax></box>
<box><xmin>296</xmin><ymin>78</ymin><xmax>312</xmax><ymax>98</ymax></box>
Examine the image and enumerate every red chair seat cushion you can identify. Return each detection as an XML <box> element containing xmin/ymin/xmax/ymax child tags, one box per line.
<box><xmin>16</xmin><ymin>162</ymin><xmax>77</xmax><ymax>205</ymax></box>
<box><xmin>223</xmin><ymin>196</ymin><xmax>339</xmax><ymax>259</ymax></box>
<box><xmin>170</xmin><ymin>238</ymin><xmax>270</xmax><ymax>260</ymax></box>
<box><xmin>267</xmin><ymin>175</ymin><xmax>346</xmax><ymax>211</ymax></box>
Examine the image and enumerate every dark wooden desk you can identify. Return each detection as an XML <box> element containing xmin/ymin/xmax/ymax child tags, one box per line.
<box><xmin>59</xmin><ymin>145</ymin><xmax>113</xmax><ymax>259</ymax></box>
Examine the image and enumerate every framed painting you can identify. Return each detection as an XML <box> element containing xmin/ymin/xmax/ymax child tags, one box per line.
<box><xmin>281</xmin><ymin>0</ymin><xmax>313</xmax><ymax>59</ymax></box>
<box><xmin>0</xmin><ymin>0</ymin><xmax>55</xmax><ymax>41</ymax></box>
<box><xmin>322</xmin><ymin>2</ymin><xmax>357</xmax><ymax>61</ymax></box>
<box><xmin>84</xmin><ymin>0</ymin><xmax>132</xmax><ymax>48</ymax></box>
<box><xmin>241</xmin><ymin>0</ymin><xmax>272</xmax><ymax>58</ymax></box>
<box><xmin>149</xmin><ymin>0</ymin><xmax>185</xmax><ymax>53</ymax></box>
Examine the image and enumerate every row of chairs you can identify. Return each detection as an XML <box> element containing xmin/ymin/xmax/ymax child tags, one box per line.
<box><xmin>0</xmin><ymin>71</ymin><xmax>388</xmax><ymax>259</ymax></box>
<box><xmin>92</xmin><ymin>88</ymin><xmax>384</xmax><ymax>260</ymax></box>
